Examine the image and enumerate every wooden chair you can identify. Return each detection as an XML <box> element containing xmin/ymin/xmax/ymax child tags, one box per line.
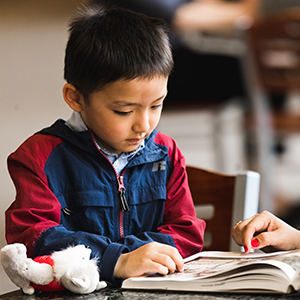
<box><xmin>186</xmin><ymin>165</ymin><xmax>260</xmax><ymax>252</ymax></box>
<box><xmin>241</xmin><ymin>8</ymin><xmax>300</xmax><ymax>212</ymax></box>
<box><xmin>247</xmin><ymin>8</ymin><xmax>300</xmax><ymax>100</ymax></box>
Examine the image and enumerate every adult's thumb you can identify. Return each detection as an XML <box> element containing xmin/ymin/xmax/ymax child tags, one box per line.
<box><xmin>252</xmin><ymin>231</ymin><xmax>276</xmax><ymax>250</ymax></box>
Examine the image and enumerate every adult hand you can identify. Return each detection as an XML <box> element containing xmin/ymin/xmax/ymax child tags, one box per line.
<box><xmin>232</xmin><ymin>211</ymin><xmax>300</xmax><ymax>253</ymax></box>
<box><xmin>114</xmin><ymin>242</ymin><xmax>184</xmax><ymax>279</ymax></box>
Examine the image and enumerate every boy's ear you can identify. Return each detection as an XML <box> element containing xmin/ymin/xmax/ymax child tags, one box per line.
<box><xmin>63</xmin><ymin>83</ymin><xmax>84</xmax><ymax>112</ymax></box>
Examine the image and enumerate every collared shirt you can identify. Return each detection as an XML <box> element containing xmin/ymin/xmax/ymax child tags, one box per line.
<box><xmin>65</xmin><ymin>111</ymin><xmax>144</xmax><ymax>175</ymax></box>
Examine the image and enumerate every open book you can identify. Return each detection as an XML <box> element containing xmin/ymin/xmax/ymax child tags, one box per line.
<box><xmin>122</xmin><ymin>250</ymin><xmax>300</xmax><ymax>294</ymax></box>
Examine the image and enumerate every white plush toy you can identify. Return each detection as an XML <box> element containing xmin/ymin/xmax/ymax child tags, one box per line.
<box><xmin>0</xmin><ymin>243</ymin><xmax>107</xmax><ymax>295</ymax></box>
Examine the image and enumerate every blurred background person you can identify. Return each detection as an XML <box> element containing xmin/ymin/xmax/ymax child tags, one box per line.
<box><xmin>95</xmin><ymin>0</ymin><xmax>299</xmax><ymax>108</ymax></box>
<box><xmin>96</xmin><ymin>0</ymin><xmax>259</xmax><ymax>105</ymax></box>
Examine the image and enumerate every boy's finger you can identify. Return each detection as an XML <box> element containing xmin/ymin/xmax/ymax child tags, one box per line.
<box><xmin>163</xmin><ymin>246</ymin><xmax>184</xmax><ymax>272</ymax></box>
<box><xmin>151</xmin><ymin>252</ymin><xmax>177</xmax><ymax>273</ymax></box>
<box><xmin>151</xmin><ymin>262</ymin><xmax>170</xmax><ymax>276</ymax></box>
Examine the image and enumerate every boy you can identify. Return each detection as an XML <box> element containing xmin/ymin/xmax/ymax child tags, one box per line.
<box><xmin>5</xmin><ymin>6</ymin><xmax>205</xmax><ymax>286</ymax></box>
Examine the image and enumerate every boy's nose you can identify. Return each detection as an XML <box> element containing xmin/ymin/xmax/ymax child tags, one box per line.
<box><xmin>133</xmin><ymin>114</ymin><xmax>150</xmax><ymax>133</ymax></box>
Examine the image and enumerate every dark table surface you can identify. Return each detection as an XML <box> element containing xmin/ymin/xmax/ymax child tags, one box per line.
<box><xmin>1</xmin><ymin>287</ymin><xmax>300</xmax><ymax>300</ymax></box>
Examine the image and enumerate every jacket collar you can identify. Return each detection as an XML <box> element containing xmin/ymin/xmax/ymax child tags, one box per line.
<box><xmin>37</xmin><ymin>119</ymin><xmax>168</xmax><ymax>166</ymax></box>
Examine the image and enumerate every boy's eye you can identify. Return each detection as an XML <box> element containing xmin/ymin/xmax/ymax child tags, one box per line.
<box><xmin>114</xmin><ymin>110</ymin><xmax>132</xmax><ymax>116</ymax></box>
<box><xmin>152</xmin><ymin>103</ymin><xmax>163</xmax><ymax>110</ymax></box>
<box><xmin>114</xmin><ymin>104</ymin><xmax>162</xmax><ymax>116</ymax></box>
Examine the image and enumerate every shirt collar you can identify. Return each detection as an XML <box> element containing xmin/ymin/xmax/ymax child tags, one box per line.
<box><xmin>94</xmin><ymin>135</ymin><xmax>144</xmax><ymax>160</ymax></box>
<box><xmin>65</xmin><ymin>111</ymin><xmax>145</xmax><ymax>157</ymax></box>
<box><xmin>65</xmin><ymin>111</ymin><xmax>88</xmax><ymax>132</ymax></box>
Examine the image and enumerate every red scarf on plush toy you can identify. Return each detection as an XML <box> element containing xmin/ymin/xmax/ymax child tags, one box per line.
<box><xmin>30</xmin><ymin>255</ymin><xmax>66</xmax><ymax>292</ymax></box>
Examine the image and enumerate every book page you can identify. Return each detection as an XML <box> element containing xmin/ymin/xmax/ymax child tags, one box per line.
<box><xmin>167</xmin><ymin>255</ymin><xmax>283</xmax><ymax>281</ymax></box>
<box><xmin>133</xmin><ymin>250</ymin><xmax>300</xmax><ymax>282</ymax></box>
<box><xmin>183</xmin><ymin>250</ymin><xmax>291</xmax><ymax>263</ymax></box>
<box><xmin>178</xmin><ymin>250</ymin><xmax>300</xmax><ymax>281</ymax></box>
<box><xmin>271</xmin><ymin>251</ymin><xmax>300</xmax><ymax>271</ymax></box>
<box><xmin>123</xmin><ymin>251</ymin><xmax>300</xmax><ymax>293</ymax></box>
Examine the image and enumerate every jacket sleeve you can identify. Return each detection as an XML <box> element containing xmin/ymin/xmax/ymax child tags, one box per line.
<box><xmin>158</xmin><ymin>144</ymin><xmax>206</xmax><ymax>258</ymax></box>
<box><xmin>5</xmin><ymin>135</ymin><xmax>63</xmax><ymax>256</ymax></box>
<box><xmin>5</xmin><ymin>135</ymin><xmax>127</xmax><ymax>285</ymax></box>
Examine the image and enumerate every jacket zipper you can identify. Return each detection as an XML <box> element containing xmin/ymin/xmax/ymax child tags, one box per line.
<box><xmin>91</xmin><ymin>132</ymin><xmax>129</xmax><ymax>238</ymax></box>
<box><xmin>117</xmin><ymin>174</ymin><xmax>129</xmax><ymax>212</ymax></box>
<box><xmin>117</xmin><ymin>172</ymin><xmax>129</xmax><ymax>239</ymax></box>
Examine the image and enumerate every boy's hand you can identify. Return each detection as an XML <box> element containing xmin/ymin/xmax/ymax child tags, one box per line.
<box><xmin>114</xmin><ymin>242</ymin><xmax>184</xmax><ymax>279</ymax></box>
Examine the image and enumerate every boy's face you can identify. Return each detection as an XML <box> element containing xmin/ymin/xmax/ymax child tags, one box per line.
<box><xmin>80</xmin><ymin>76</ymin><xmax>168</xmax><ymax>155</ymax></box>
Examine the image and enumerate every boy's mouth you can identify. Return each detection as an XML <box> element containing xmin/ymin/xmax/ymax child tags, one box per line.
<box><xmin>127</xmin><ymin>138</ymin><xmax>143</xmax><ymax>144</ymax></box>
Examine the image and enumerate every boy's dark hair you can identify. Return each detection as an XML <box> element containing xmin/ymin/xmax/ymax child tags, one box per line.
<box><xmin>64</xmin><ymin>5</ymin><xmax>173</xmax><ymax>102</ymax></box>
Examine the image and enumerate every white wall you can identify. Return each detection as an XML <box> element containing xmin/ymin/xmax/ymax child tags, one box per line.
<box><xmin>0</xmin><ymin>0</ymin><xmax>86</xmax><ymax>294</ymax></box>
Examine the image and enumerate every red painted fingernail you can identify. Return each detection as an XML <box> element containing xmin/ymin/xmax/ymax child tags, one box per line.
<box><xmin>251</xmin><ymin>239</ymin><xmax>259</xmax><ymax>248</ymax></box>
<box><xmin>244</xmin><ymin>246</ymin><xmax>248</xmax><ymax>252</ymax></box>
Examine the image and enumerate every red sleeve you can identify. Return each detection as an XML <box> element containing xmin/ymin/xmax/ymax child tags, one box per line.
<box><xmin>154</xmin><ymin>133</ymin><xmax>206</xmax><ymax>258</ymax></box>
<box><xmin>5</xmin><ymin>134</ymin><xmax>63</xmax><ymax>257</ymax></box>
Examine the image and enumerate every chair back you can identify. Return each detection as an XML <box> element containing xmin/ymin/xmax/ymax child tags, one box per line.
<box><xmin>247</xmin><ymin>8</ymin><xmax>300</xmax><ymax>93</ymax></box>
<box><xmin>238</xmin><ymin>9</ymin><xmax>300</xmax><ymax>212</ymax></box>
<box><xmin>186</xmin><ymin>166</ymin><xmax>260</xmax><ymax>252</ymax></box>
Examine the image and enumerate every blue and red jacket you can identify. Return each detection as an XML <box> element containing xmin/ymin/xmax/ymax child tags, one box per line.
<box><xmin>5</xmin><ymin>119</ymin><xmax>205</xmax><ymax>285</ymax></box>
